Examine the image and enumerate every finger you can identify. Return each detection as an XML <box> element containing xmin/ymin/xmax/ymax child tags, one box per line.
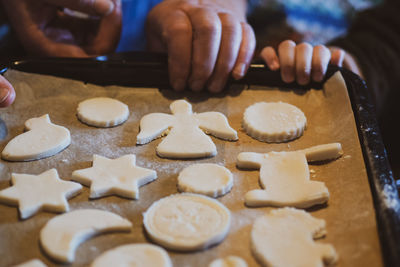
<box><xmin>207</xmin><ymin>12</ymin><xmax>241</xmax><ymax>93</ymax></box>
<box><xmin>84</xmin><ymin>0</ymin><xmax>122</xmax><ymax>55</ymax></box>
<box><xmin>159</xmin><ymin>11</ymin><xmax>192</xmax><ymax>91</ymax></box>
<box><xmin>330</xmin><ymin>48</ymin><xmax>345</xmax><ymax>67</ymax></box>
<box><xmin>43</xmin><ymin>0</ymin><xmax>114</xmax><ymax>16</ymax></box>
<box><xmin>3</xmin><ymin>1</ymin><xmax>89</xmax><ymax>57</ymax></box>
<box><xmin>232</xmin><ymin>22</ymin><xmax>256</xmax><ymax>80</ymax></box>
<box><xmin>311</xmin><ymin>45</ymin><xmax>331</xmax><ymax>82</ymax></box>
<box><xmin>278</xmin><ymin>40</ymin><xmax>296</xmax><ymax>83</ymax></box>
<box><xmin>295</xmin><ymin>42</ymin><xmax>313</xmax><ymax>85</ymax></box>
<box><xmin>0</xmin><ymin>75</ymin><xmax>16</xmax><ymax>108</ymax></box>
<box><xmin>260</xmin><ymin>46</ymin><xmax>280</xmax><ymax>71</ymax></box>
<box><xmin>187</xmin><ymin>8</ymin><xmax>222</xmax><ymax>91</ymax></box>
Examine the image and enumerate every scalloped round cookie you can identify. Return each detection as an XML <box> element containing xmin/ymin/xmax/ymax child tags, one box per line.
<box><xmin>177</xmin><ymin>163</ymin><xmax>233</xmax><ymax>197</ymax></box>
<box><xmin>143</xmin><ymin>193</ymin><xmax>231</xmax><ymax>251</ymax></box>
<box><xmin>77</xmin><ymin>97</ymin><xmax>129</xmax><ymax>127</ymax></box>
<box><xmin>243</xmin><ymin>102</ymin><xmax>306</xmax><ymax>143</ymax></box>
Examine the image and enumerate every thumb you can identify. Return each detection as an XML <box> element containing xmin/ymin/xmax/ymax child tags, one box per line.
<box><xmin>0</xmin><ymin>76</ymin><xmax>16</xmax><ymax>108</ymax></box>
<box><xmin>43</xmin><ymin>0</ymin><xmax>115</xmax><ymax>16</ymax></box>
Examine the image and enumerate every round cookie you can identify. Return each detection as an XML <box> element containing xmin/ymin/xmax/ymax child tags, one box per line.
<box><xmin>143</xmin><ymin>193</ymin><xmax>231</xmax><ymax>251</ymax></box>
<box><xmin>177</xmin><ymin>163</ymin><xmax>233</xmax><ymax>197</ymax></box>
<box><xmin>77</xmin><ymin>97</ymin><xmax>129</xmax><ymax>127</ymax></box>
<box><xmin>209</xmin><ymin>256</ymin><xmax>248</xmax><ymax>267</ymax></box>
<box><xmin>243</xmin><ymin>102</ymin><xmax>306</xmax><ymax>143</ymax></box>
<box><xmin>91</xmin><ymin>244</ymin><xmax>172</xmax><ymax>267</ymax></box>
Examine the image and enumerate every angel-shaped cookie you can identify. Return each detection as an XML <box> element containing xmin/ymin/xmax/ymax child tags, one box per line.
<box><xmin>237</xmin><ymin>143</ymin><xmax>342</xmax><ymax>208</ymax></box>
<box><xmin>137</xmin><ymin>100</ymin><xmax>237</xmax><ymax>158</ymax></box>
<box><xmin>251</xmin><ymin>208</ymin><xmax>337</xmax><ymax>267</ymax></box>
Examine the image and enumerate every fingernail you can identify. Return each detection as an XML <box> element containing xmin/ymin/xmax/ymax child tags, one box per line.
<box><xmin>269</xmin><ymin>60</ymin><xmax>279</xmax><ymax>71</ymax></box>
<box><xmin>313</xmin><ymin>72</ymin><xmax>323</xmax><ymax>82</ymax></box>
<box><xmin>233</xmin><ymin>63</ymin><xmax>246</xmax><ymax>80</ymax></box>
<box><xmin>208</xmin><ymin>80</ymin><xmax>224</xmax><ymax>93</ymax></box>
<box><xmin>95</xmin><ymin>0</ymin><xmax>115</xmax><ymax>15</ymax></box>
<box><xmin>190</xmin><ymin>80</ymin><xmax>204</xmax><ymax>92</ymax></box>
<box><xmin>0</xmin><ymin>88</ymin><xmax>10</xmax><ymax>104</ymax></box>
<box><xmin>282</xmin><ymin>73</ymin><xmax>294</xmax><ymax>83</ymax></box>
<box><xmin>172</xmin><ymin>79</ymin><xmax>186</xmax><ymax>91</ymax></box>
<box><xmin>298</xmin><ymin>75</ymin><xmax>310</xmax><ymax>85</ymax></box>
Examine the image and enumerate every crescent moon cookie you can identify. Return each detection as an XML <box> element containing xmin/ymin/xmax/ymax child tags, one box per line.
<box><xmin>177</xmin><ymin>163</ymin><xmax>233</xmax><ymax>198</ymax></box>
<box><xmin>40</xmin><ymin>209</ymin><xmax>132</xmax><ymax>263</ymax></box>
<box><xmin>143</xmin><ymin>193</ymin><xmax>231</xmax><ymax>251</ymax></box>
<box><xmin>1</xmin><ymin>114</ymin><xmax>71</xmax><ymax>161</ymax></box>
<box><xmin>91</xmin><ymin>244</ymin><xmax>172</xmax><ymax>267</ymax></box>
<box><xmin>251</xmin><ymin>208</ymin><xmax>337</xmax><ymax>267</ymax></box>
<box><xmin>77</xmin><ymin>97</ymin><xmax>129</xmax><ymax>127</ymax></box>
<box><xmin>243</xmin><ymin>102</ymin><xmax>306</xmax><ymax>143</ymax></box>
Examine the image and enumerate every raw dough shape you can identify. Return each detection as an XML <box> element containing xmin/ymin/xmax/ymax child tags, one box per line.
<box><xmin>209</xmin><ymin>256</ymin><xmax>248</xmax><ymax>267</ymax></box>
<box><xmin>77</xmin><ymin>97</ymin><xmax>129</xmax><ymax>127</ymax></box>
<box><xmin>243</xmin><ymin>102</ymin><xmax>306</xmax><ymax>143</ymax></box>
<box><xmin>137</xmin><ymin>99</ymin><xmax>237</xmax><ymax>158</ymax></box>
<box><xmin>72</xmin><ymin>154</ymin><xmax>157</xmax><ymax>199</ymax></box>
<box><xmin>177</xmin><ymin>163</ymin><xmax>233</xmax><ymax>197</ymax></box>
<box><xmin>237</xmin><ymin>151</ymin><xmax>329</xmax><ymax>208</ymax></box>
<box><xmin>299</xmin><ymin>143</ymin><xmax>343</xmax><ymax>162</ymax></box>
<box><xmin>143</xmin><ymin>193</ymin><xmax>231</xmax><ymax>251</ymax></box>
<box><xmin>40</xmin><ymin>209</ymin><xmax>132</xmax><ymax>263</ymax></box>
<box><xmin>1</xmin><ymin>114</ymin><xmax>71</xmax><ymax>161</ymax></box>
<box><xmin>14</xmin><ymin>259</ymin><xmax>47</xmax><ymax>267</ymax></box>
<box><xmin>0</xmin><ymin>169</ymin><xmax>82</xmax><ymax>219</ymax></box>
<box><xmin>251</xmin><ymin>208</ymin><xmax>337</xmax><ymax>267</ymax></box>
<box><xmin>91</xmin><ymin>244</ymin><xmax>172</xmax><ymax>267</ymax></box>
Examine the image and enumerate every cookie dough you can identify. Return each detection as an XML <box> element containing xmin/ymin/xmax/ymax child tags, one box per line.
<box><xmin>299</xmin><ymin>143</ymin><xmax>343</xmax><ymax>162</ymax></box>
<box><xmin>209</xmin><ymin>256</ymin><xmax>247</xmax><ymax>267</ymax></box>
<box><xmin>177</xmin><ymin>163</ymin><xmax>233</xmax><ymax>197</ymax></box>
<box><xmin>13</xmin><ymin>259</ymin><xmax>47</xmax><ymax>267</ymax></box>
<box><xmin>40</xmin><ymin>209</ymin><xmax>132</xmax><ymax>263</ymax></box>
<box><xmin>143</xmin><ymin>193</ymin><xmax>231</xmax><ymax>251</ymax></box>
<box><xmin>0</xmin><ymin>169</ymin><xmax>82</xmax><ymax>219</ymax></box>
<box><xmin>137</xmin><ymin>99</ymin><xmax>237</xmax><ymax>158</ymax></box>
<box><xmin>251</xmin><ymin>208</ymin><xmax>337</xmax><ymax>267</ymax></box>
<box><xmin>243</xmin><ymin>102</ymin><xmax>306</xmax><ymax>143</ymax></box>
<box><xmin>91</xmin><ymin>244</ymin><xmax>172</xmax><ymax>267</ymax></box>
<box><xmin>72</xmin><ymin>154</ymin><xmax>157</xmax><ymax>199</ymax></box>
<box><xmin>77</xmin><ymin>97</ymin><xmax>129</xmax><ymax>127</ymax></box>
<box><xmin>1</xmin><ymin>114</ymin><xmax>71</xmax><ymax>161</ymax></box>
<box><xmin>237</xmin><ymin>151</ymin><xmax>329</xmax><ymax>208</ymax></box>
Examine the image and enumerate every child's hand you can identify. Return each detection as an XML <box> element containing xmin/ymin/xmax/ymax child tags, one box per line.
<box><xmin>261</xmin><ymin>40</ymin><xmax>345</xmax><ymax>85</ymax></box>
<box><xmin>0</xmin><ymin>75</ymin><xmax>15</xmax><ymax>108</ymax></box>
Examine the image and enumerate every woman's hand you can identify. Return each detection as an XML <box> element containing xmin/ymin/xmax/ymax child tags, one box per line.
<box><xmin>146</xmin><ymin>0</ymin><xmax>256</xmax><ymax>92</ymax></box>
<box><xmin>2</xmin><ymin>0</ymin><xmax>122</xmax><ymax>57</ymax></box>
<box><xmin>261</xmin><ymin>40</ymin><xmax>345</xmax><ymax>85</ymax></box>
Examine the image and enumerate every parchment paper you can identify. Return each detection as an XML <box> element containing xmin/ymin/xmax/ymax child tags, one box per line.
<box><xmin>0</xmin><ymin>70</ymin><xmax>383</xmax><ymax>267</ymax></box>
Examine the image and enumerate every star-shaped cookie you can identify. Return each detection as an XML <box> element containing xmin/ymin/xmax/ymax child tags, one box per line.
<box><xmin>72</xmin><ymin>154</ymin><xmax>157</xmax><ymax>199</ymax></box>
<box><xmin>0</xmin><ymin>169</ymin><xmax>82</xmax><ymax>219</ymax></box>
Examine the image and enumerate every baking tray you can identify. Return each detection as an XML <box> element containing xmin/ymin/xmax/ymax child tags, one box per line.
<box><xmin>0</xmin><ymin>52</ymin><xmax>399</xmax><ymax>266</ymax></box>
